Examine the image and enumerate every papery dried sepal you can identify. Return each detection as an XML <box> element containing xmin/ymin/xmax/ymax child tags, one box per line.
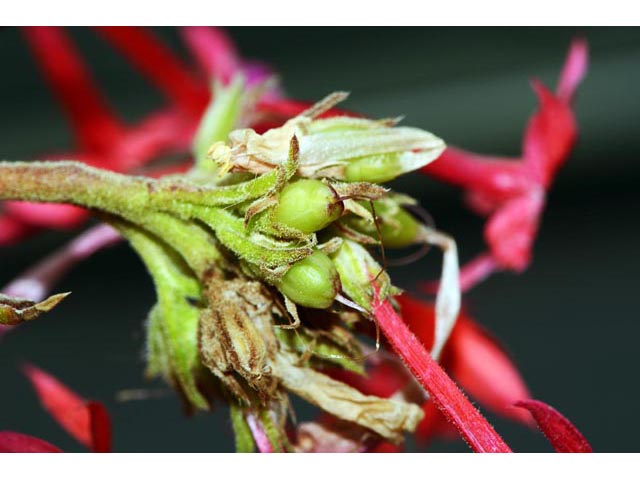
<box><xmin>0</xmin><ymin>292</ymin><xmax>70</xmax><ymax>326</ymax></box>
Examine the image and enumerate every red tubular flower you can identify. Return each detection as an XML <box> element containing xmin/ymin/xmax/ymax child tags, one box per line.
<box><xmin>422</xmin><ymin>39</ymin><xmax>588</xmax><ymax>291</ymax></box>
<box><xmin>22</xmin><ymin>364</ymin><xmax>112</xmax><ymax>452</ymax></box>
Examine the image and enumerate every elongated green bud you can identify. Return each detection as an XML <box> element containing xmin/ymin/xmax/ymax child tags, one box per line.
<box><xmin>344</xmin><ymin>151</ymin><xmax>437</xmax><ymax>184</ymax></box>
<box><xmin>276</xmin><ymin>251</ymin><xmax>341</xmax><ymax>309</ymax></box>
<box><xmin>331</xmin><ymin>239</ymin><xmax>394</xmax><ymax>310</ymax></box>
<box><xmin>346</xmin><ymin>199</ymin><xmax>420</xmax><ymax>248</ymax></box>
<box><xmin>271</xmin><ymin>179</ymin><xmax>343</xmax><ymax>234</ymax></box>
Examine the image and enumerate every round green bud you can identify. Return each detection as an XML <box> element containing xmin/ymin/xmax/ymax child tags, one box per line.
<box><xmin>377</xmin><ymin>206</ymin><xmax>420</xmax><ymax>248</ymax></box>
<box><xmin>344</xmin><ymin>153</ymin><xmax>403</xmax><ymax>184</ymax></box>
<box><xmin>276</xmin><ymin>250</ymin><xmax>341</xmax><ymax>309</ymax></box>
<box><xmin>272</xmin><ymin>179</ymin><xmax>343</xmax><ymax>234</ymax></box>
<box><xmin>347</xmin><ymin>200</ymin><xmax>420</xmax><ymax>248</ymax></box>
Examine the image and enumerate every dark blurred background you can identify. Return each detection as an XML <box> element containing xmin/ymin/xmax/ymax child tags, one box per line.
<box><xmin>0</xmin><ymin>27</ymin><xmax>638</xmax><ymax>452</ymax></box>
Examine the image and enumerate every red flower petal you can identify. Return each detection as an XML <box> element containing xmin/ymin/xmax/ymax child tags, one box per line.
<box><xmin>397</xmin><ymin>293</ymin><xmax>436</xmax><ymax>350</ymax></box>
<box><xmin>180</xmin><ymin>27</ymin><xmax>240</xmax><ymax>83</ymax></box>
<box><xmin>368</xmin><ymin>442</ymin><xmax>402</xmax><ymax>453</ymax></box>
<box><xmin>0</xmin><ymin>431</ymin><xmax>62</xmax><ymax>453</ymax></box>
<box><xmin>416</xmin><ymin>400</ymin><xmax>458</xmax><ymax>443</ymax></box>
<box><xmin>422</xmin><ymin>147</ymin><xmax>526</xmax><ymax>201</ymax></box>
<box><xmin>0</xmin><ymin>214</ymin><xmax>34</xmax><ymax>245</ymax></box>
<box><xmin>21</xmin><ymin>27</ymin><xmax>124</xmax><ymax>153</ymax></box>
<box><xmin>556</xmin><ymin>38</ymin><xmax>589</xmax><ymax>104</ymax></box>
<box><xmin>325</xmin><ymin>356</ymin><xmax>412</xmax><ymax>399</ymax></box>
<box><xmin>94</xmin><ymin>27</ymin><xmax>208</xmax><ymax>114</ymax></box>
<box><xmin>448</xmin><ymin>318</ymin><xmax>533</xmax><ymax>425</ymax></box>
<box><xmin>514</xmin><ymin>399</ymin><xmax>593</xmax><ymax>453</ymax></box>
<box><xmin>373</xmin><ymin>295</ymin><xmax>511</xmax><ymax>453</ymax></box>
<box><xmin>22</xmin><ymin>364</ymin><xmax>112</xmax><ymax>452</ymax></box>
<box><xmin>87</xmin><ymin>402</ymin><xmax>112</xmax><ymax>453</ymax></box>
<box><xmin>484</xmin><ymin>191</ymin><xmax>545</xmax><ymax>272</ymax></box>
<box><xmin>522</xmin><ymin>81</ymin><xmax>578</xmax><ymax>187</ymax></box>
<box><xmin>4</xmin><ymin>202</ymin><xmax>88</xmax><ymax>230</ymax></box>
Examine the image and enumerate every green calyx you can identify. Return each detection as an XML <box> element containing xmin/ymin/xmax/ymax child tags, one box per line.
<box><xmin>276</xmin><ymin>250</ymin><xmax>341</xmax><ymax>309</ymax></box>
<box><xmin>0</xmin><ymin>86</ymin><xmax>448</xmax><ymax>445</ymax></box>
<box><xmin>270</xmin><ymin>179</ymin><xmax>344</xmax><ymax>234</ymax></box>
<box><xmin>345</xmin><ymin>197</ymin><xmax>421</xmax><ymax>248</ymax></box>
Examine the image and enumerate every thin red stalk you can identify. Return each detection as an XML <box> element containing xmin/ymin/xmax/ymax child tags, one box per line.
<box><xmin>3</xmin><ymin>224</ymin><xmax>121</xmax><ymax>302</ymax></box>
<box><xmin>179</xmin><ymin>27</ymin><xmax>240</xmax><ymax>83</ymax></box>
<box><xmin>422</xmin><ymin>252</ymin><xmax>498</xmax><ymax>294</ymax></box>
<box><xmin>373</xmin><ymin>296</ymin><xmax>511</xmax><ymax>453</ymax></box>
<box><xmin>94</xmin><ymin>27</ymin><xmax>208</xmax><ymax>114</ymax></box>
<box><xmin>246</xmin><ymin>413</ymin><xmax>274</xmax><ymax>453</ymax></box>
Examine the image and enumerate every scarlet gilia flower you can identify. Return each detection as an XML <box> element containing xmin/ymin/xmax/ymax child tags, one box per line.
<box><xmin>422</xmin><ymin>39</ymin><xmax>588</xmax><ymax>291</ymax></box>
<box><xmin>0</xmin><ymin>27</ymin><xmax>592</xmax><ymax>453</ymax></box>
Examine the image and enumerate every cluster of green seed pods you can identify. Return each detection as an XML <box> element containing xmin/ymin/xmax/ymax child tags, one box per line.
<box><xmin>0</xmin><ymin>81</ymin><xmax>456</xmax><ymax>448</ymax></box>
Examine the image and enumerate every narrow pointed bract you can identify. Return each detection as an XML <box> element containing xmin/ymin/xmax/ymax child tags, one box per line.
<box><xmin>515</xmin><ymin>399</ymin><xmax>593</xmax><ymax>453</ymax></box>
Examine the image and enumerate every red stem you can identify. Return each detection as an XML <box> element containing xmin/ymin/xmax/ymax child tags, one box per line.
<box><xmin>246</xmin><ymin>413</ymin><xmax>275</xmax><ymax>453</ymax></box>
<box><xmin>373</xmin><ymin>296</ymin><xmax>512</xmax><ymax>453</ymax></box>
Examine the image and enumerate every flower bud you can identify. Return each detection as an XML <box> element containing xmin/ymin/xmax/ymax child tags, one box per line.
<box><xmin>271</xmin><ymin>179</ymin><xmax>343</xmax><ymax>234</ymax></box>
<box><xmin>346</xmin><ymin>199</ymin><xmax>420</xmax><ymax>248</ymax></box>
<box><xmin>210</xmin><ymin>93</ymin><xmax>445</xmax><ymax>181</ymax></box>
<box><xmin>331</xmin><ymin>239</ymin><xmax>396</xmax><ymax>310</ymax></box>
<box><xmin>344</xmin><ymin>152</ymin><xmax>433</xmax><ymax>184</ymax></box>
<box><xmin>276</xmin><ymin>250</ymin><xmax>341</xmax><ymax>309</ymax></box>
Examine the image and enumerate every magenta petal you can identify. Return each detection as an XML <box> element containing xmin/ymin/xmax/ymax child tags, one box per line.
<box><xmin>3</xmin><ymin>224</ymin><xmax>121</xmax><ymax>302</ymax></box>
<box><xmin>556</xmin><ymin>38</ymin><xmax>589</xmax><ymax>103</ymax></box>
<box><xmin>0</xmin><ymin>431</ymin><xmax>62</xmax><ymax>453</ymax></box>
<box><xmin>180</xmin><ymin>27</ymin><xmax>240</xmax><ymax>83</ymax></box>
<box><xmin>514</xmin><ymin>399</ymin><xmax>593</xmax><ymax>453</ymax></box>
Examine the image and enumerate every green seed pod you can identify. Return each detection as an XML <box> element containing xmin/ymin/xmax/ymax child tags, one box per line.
<box><xmin>271</xmin><ymin>179</ymin><xmax>343</xmax><ymax>234</ymax></box>
<box><xmin>346</xmin><ymin>199</ymin><xmax>420</xmax><ymax>248</ymax></box>
<box><xmin>276</xmin><ymin>250</ymin><xmax>341</xmax><ymax>309</ymax></box>
<box><xmin>343</xmin><ymin>152</ymin><xmax>413</xmax><ymax>184</ymax></box>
